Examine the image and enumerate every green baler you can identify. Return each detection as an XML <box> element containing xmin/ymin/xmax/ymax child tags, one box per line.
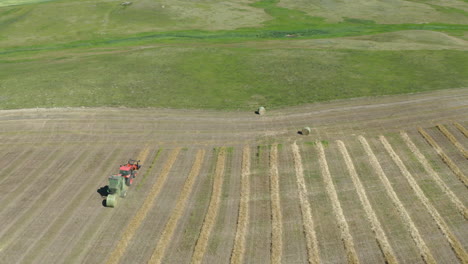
<box><xmin>106</xmin><ymin>175</ymin><xmax>128</xmax><ymax>207</ymax></box>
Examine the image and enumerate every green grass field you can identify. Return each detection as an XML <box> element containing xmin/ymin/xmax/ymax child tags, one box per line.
<box><xmin>0</xmin><ymin>0</ymin><xmax>467</xmax><ymax>110</ymax></box>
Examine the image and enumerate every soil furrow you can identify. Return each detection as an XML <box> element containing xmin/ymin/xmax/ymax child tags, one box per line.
<box><xmin>337</xmin><ymin>140</ymin><xmax>398</xmax><ymax>264</ymax></box>
<box><xmin>291</xmin><ymin>142</ymin><xmax>320</xmax><ymax>264</ymax></box>
<box><xmin>316</xmin><ymin>141</ymin><xmax>360</xmax><ymax>264</ymax></box>
<box><xmin>0</xmin><ymin>146</ymin><xmax>91</xmax><ymax>258</ymax></box>
<box><xmin>105</xmin><ymin>148</ymin><xmax>180</xmax><ymax>264</ymax></box>
<box><xmin>63</xmin><ymin>147</ymin><xmax>162</xmax><ymax>264</ymax></box>
<box><xmin>230</xmin><ymin>146</ymin><xmax>250</xmax><ymax>264</ymax></box>
<box><xmin>17</xmin><ymin>146</ymin><xmax>123</xmax><ymax>264</ymax></box>
<box><xmin>148</xmin><ymin>149</ymin><xmax>205</xmax><ymax>264</ymax></box>
<box><xmin>418</xmin><ymin>128</ymin><xmax>468</xmax><ymax>187</ymax></box>
<box><xmin>400</xmin><ymin>132</ymin><xmax>468</xmax><ymax>219</ymax></box>
<box><xmin>191</xmin><ymin>147</ymin><xmax>226</xmax><ymax>264</ymax></box>
<box><xmin>359</xmin><ymin>135</ymin><xmax>436</xmax><ymax>264</ymax></box>
<box><xmin>380</xmin><ymin>136</ymin><xmax>468</xmax><ymax>263</ymax></box>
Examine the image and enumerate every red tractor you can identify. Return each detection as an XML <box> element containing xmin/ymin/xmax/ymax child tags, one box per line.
<box><xmin>119</xmin><ymin>159</ymin><xmax>141</xmax><ymax>186</ymax></box>
<box><xmin>106</xmin><ymin>159</ymin><xmax>141</xmax><ymax>207</ymax></box>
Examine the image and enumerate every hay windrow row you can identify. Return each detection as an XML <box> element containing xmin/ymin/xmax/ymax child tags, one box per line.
<box><xmin>106</xmin><ymin>148</ymin><xmax>181</xmax><ymax>264</ymax></box>
<box><xmin>453</xmin><ymin>122</ymin><xmax>468</xmax><ymax>138</ymax></box>
<box><xmin>137</xmin><ymin>145</ymin><xmax>152</xmax><ymax>164</ymax></box>
<box><xmin>380</xmin><ymin>136</ymin><xmax>468</xmax><ymax>263</ymax></box>
<box><xmin>418</xmin><ymin>128</ymin><xmax>468</xmax><ymax>187</ymax></box>
<box><xmin>230</xmin><ymin>146</ymin><xmax>251</xmax><ymax>264</ymax></box>
<box><xmin>358</xmin><ymin>136</ymin><xmax>436</xmax><ymax>264</ymax></box>
<box><xmin>148</xmin><ymin>149</ymin><xmax>205</xmax><ymax>264</ymax></box>
<box><xmin>400</xmin><ymin>132</ymin><xmax>468</xmax><ymax>220</ymax></box>
<box><xmin>316</xmin><ymin>141</ymin><xmax>360</xmax><ymax>264</ymax></box>
<box><xmin>336</xmin><ymin>140</ymin><xmax>397</xmax><ymax>264</ymax></box>
<box><xmin>291</xmin><ymin>142</ymin><xmax>320</xmax><ymax>264</ymax></box>
<box><xmin>436</xmin><ymin>124</ymin><xmax>468</xmax><ymax>159</ymax></box>
<box><xmin>269</xmin><ymin>144</ymin><xmax>283</xmax><ymax>264</ymax></box>
<box><xmin>191</xmin><ymin>147</ymin><xmax>226</xmax><ymax>264</ymax></box>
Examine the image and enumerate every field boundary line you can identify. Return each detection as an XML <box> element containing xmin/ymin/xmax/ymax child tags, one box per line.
<box><xmin>230</xmin><ymin>146</ymin><xmax>250</xmax><ymax>264</ymax></box>
<box><xmin>436</xmin><ymin>124</ymin><xmax>468</xmax><ymax>159</ymax></box>
<box><xmin>191</xmin><ymin>147</ymin><xmax>226</xmax><ymax>264</ymax></box>
<box><xmin>316</xmin><ymin>141</ymin><xmax>360</xmax><ymax>264</ymax></box>
<box><xmin>336</xmin><ymin>140</ymin><xmax>397</xmax><ymax>264</ymax></box>
<box><xmin>269</xmin><ymin>144</ymin><xmax>283</xmax><ymax>264</ymax></box>
<box><xmin>105</xmin><ymin>148</ymin><xmax>181</xmax><ymax>264</ymax></box>
<box><xmin>400</xmin><ymin>132</ymin><xmax>468</xmax><ymax>219</ymax></box>
<box><xmin>358</xmin><ymin>136</ymin><xmax>436</xmax><ymax>264</ymax></box>
<box><xmin>291</xmin><ymin>142</ymin><xmax>320</xmax><ymax>264</ymax></box>
<box><xmin>380</xmin><ymin>136</ymin><xmax>468</xmax><ymax>263</ymax></box>
<box><xmin>148</xmin><ymin>149</ymin><xmax>205</xmax><ymax>264</ymax></box>
<box><xmin>418</xmin><ymin>128</ymin><xmax>468</xmax><ymax>187</ymax></box>
<box><xmin>453</xmin><ymin>122</ymin><xmax>468</xmax><ymax>138</ymax></box>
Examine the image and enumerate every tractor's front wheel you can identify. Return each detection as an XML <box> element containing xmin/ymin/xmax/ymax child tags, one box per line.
<box><xmin>106</xmin><ymin>194</ymin><xmax>117</xmax><ymax>207</ymax></box>
<box><xmin>125</xmin><ymin>177</ymin><xmax>133</xmax><ymax>186</ymax></box>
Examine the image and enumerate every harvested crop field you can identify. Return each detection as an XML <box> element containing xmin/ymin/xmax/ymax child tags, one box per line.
<box><xmin>0</xmin><ymin>88</ymin><xmax>467</xmax><ymax>263</ymax></box>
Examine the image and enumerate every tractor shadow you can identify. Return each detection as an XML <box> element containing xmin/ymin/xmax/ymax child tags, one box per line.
<box><xmin>97</xmin><ymin>186</ymin><xmax>109</xmax><ymax>207</ymax></box>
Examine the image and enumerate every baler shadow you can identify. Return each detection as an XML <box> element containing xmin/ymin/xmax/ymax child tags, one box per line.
<box><xmin>97</xmin><ymin>186</ymin><xmax>109</xmax><ymax>197</ymax></box>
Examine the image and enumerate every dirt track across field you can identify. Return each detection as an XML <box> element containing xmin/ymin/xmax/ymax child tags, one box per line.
<box><xmin>0</xmin><ymin>88</ymin><xmax>467</xmax><ymax>263</ymax></box>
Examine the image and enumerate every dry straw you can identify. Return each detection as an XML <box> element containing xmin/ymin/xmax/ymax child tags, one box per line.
<box><xmin>291</xmin><ymin>142</ymin><xmax>320</xmax><ymax>264</ymax></box>
<box><xmin>230</xmin><ymin>146</ymin><xmax>251</xmax><ymax>264</ymax></box>
<box><xmin>269</xmin><ymin>144</ymin><xmax>283</xmax><ymax>264</ymax></box>
<box><xmin>106</xmin><ymin>148</ymin><xmax>181</xmax><ymax>264</ymax></box>
<box><xmin>453</xmin><ymin>122</ymin><xmax>468</xmax><ymax>138</ymax></box>
<box><xmin>400</xmin><ymin>132</ymin><xmax>468</xmax><ymax>220</ymax></box>
<box><xmin>148</xmin><ymin>149</ymin><xmax>205</xmax><ymax>264</ymax></box>
<box><xmin>336</xmin><ymin>140</ymin><xmax>397</xmax><ymax>264</ymax></box>
<box><xmin>436</xmin><ymin>124</ymin><xmax>468</xmax><ymax>159</ymax></box>
<box><xmin>358</xmin><ymin>136</ymin><xmax>436</xmax><ymax>264</ymax></box>
<box><xmin>316</xmin><ymin>141</ymin><xmax>360</xmax><ymax>264</ymax></box>
<box><xmin>191</xmin><ymin>148</ymin><xmax>226</xmax><ymax>264</ymax></box>
<box><xmin>380</xmin><ymin>136</ymin><xmax>468</xmax><ymax>263</ymax></box>
<box><xmin>418</xmin><ymin>128</ymin><xmax>468</xmax><ymax>187</ymax></box>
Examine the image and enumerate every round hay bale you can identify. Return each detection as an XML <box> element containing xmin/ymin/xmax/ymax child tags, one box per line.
<box><xmin>257</xmin><ymin>106</ymin><xmax>266</xmax><ymax>115</ymax></box>
<box><xmin>302</xmin><ymin>127</ymin><xmax>311</xmax><ymax>135</ymax></box>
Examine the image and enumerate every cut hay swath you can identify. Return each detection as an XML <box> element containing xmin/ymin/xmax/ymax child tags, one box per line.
<box><xmin>291</xmin><ymin>142</ymin><xmax>320</xmax><ymax>264</ymax></box>
<box><xmin>316</xmin><ymin>141</ymin><xmax>360</xmax><ymax>264</ymax></box>
<box><xmin>269</xmin><ymin>144</ymin><xmax>283</xmax><ymax>263</ymax></box>
<box><xmin>380</xmin><ymin>136</ymin><xmax>468</xmax><ymax>263</ymax></box>
<box><xmin>230</xmin><ymin>146</ymin><xmax>251</xmax><ymax>264</ymax></box>
<box><xmin>418</xmin><ymin>128</ymin><xmax>468</xmax><ymax>187</ymax></box>
<box><xmin>106</xmin><ymin>148</ymin><xmax>181</xmax><ymax>264</ymax></box>
<box><xmin>400</xmin><ymin>132</ymin><xmax>468</xmax><ymax>220</ymax></box>
<box><xmin>436</xmin><ymin>124</ymin><xmax>468</xmax><ymax>159</ymax></box>
<box><xmin>358</xmin><ymin>136</ymin><xmax>436</xmax><ymax>264</ymax></box>
<box><xmin>453</xmin><ymin>122</ymin><xmax>468</xmax><ymax>138</ymax></box>
<box><xmin>191</xmin><ymin>147</ymin><xmax>226</xmax><ymax>264</ymax></box>
<box><xmin>148</xmin><ymin>149</ymin><xmax>205</xmax><ymax>264</ymax></box>
<box><xmin>336</xmin><ymin>140</ymin><xmax>397</xmax><ymax>264</ymax></box>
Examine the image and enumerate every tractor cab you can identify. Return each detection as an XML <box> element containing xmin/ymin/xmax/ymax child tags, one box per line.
<box><xmin>119</xmin><ymin>166</ymin><xmax>131</xmax><ymax>177</ymax></box>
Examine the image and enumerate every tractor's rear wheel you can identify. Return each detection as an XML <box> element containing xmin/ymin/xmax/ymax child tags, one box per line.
<box><xmin>125</xmin><ymin>177</ymin><xmax>133</xmax><ymax>186</ymax></box>
<box><xmin>106</xmin><ymin>194</ymin><xmax>117</xmax><ymax>207</ymax></box>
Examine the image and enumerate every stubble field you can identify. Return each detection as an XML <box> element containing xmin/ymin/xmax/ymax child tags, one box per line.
<box><xmin>0</xmin><ymin>88</ymin><xmax>466</xmax><ymax>263</ymax></box>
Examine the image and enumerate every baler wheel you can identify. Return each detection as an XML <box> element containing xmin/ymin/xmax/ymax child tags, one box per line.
<box><xmin>125</xmin><ymin>178</ymin><xmax>133</xmax><ymax>186</ymax></box>
<box><xmin>107</xmin><ymin>194</ymin><xmax>117</xmax><ymax>207</ymax></box>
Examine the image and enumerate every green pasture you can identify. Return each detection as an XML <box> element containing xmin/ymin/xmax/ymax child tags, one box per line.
<box><xmin>0</xmin><ymin>0</ymin><xmax>467</xmax><ymax>110</ymax></box>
